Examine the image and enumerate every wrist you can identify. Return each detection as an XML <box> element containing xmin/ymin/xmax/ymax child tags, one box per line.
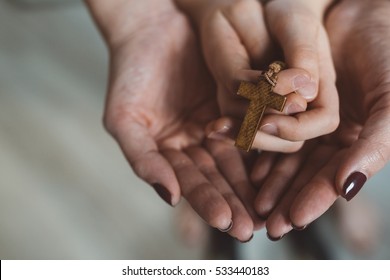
<box><xmin>85</xmin><ymin>0</ymin><xmax>176</xmax><ymax>47</ymax></box>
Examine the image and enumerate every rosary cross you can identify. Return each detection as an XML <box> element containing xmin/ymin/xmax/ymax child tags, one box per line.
<box><xmin>235</xmin><ymin>62</ymin><xmax>287</xmax><ymax>151</ymax></box>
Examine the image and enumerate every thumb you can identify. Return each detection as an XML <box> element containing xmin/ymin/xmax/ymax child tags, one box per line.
<box><xmin>336</xmin><ymin>112</ymin><xmax>390</xmax><ymax>201</ymax></box>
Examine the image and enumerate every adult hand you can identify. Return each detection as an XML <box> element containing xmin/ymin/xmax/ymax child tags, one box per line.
<box><xmin>177</xmin><ymin>0</ymin><xmax>339</xmax><ymax>152</ymax></box>
<box><xmin>253</xmin><ymin>0</ymin><xmax>390</xmax><ymax>240</ymax></box>
<box><xmin>85</xmin><ymin>0</ymin><xmax>261</xmax><ymax>241</ymax></box>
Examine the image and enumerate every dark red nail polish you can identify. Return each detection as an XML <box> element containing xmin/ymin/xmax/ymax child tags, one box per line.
<box><xmin>241</xmin><ymin>234</ymin><xmax>254</xmax><ymax>243</ymax></box>
<box><xmin>235</xmin><ymin>234</ymin><xmax>254</xmax><ymax>243</ymax></box>
<box><xmin>152</xmin><ymin>183</ymin><xmax>172</xmax><ymax>206</ymax></box>
<box><xmin>342</xmin><ymin>172</ymin><xmax>367</xmax><ymax>201</ymax></box>
<box><xmin>266</xmin><ymin>232</ymin><xmax>284</xmax><ymax>242</ymax></box>
<box><xmin>292</xmin><ymin>223</ymin><xmax>307</xmax><ymax>231</ymax></box>
<box><xmin>219</xmin><ymin>220</ymin><xmax>233</xmax><ymax>232</ymax></box>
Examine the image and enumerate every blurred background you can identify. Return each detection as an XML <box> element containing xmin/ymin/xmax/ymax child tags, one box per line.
<box><xmin>0</xmin><ymin>0</ymin><xmax>389</xmax><ymax>260</ymax></box>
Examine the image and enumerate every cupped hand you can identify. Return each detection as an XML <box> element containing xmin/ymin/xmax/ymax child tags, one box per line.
<box><xmin>252</xmin><ymin>0</ymin><xmax>390</xmax><ymax>239</ymax></box>
<box><xmin>92</xmin><ymin>0</ymin><xmax>261</xmax><ymax>241</ymax></box>
<box><xmin>176</xmin><ymin>0</ymin><xmax>339</xmax><ymax>152</ymax></box>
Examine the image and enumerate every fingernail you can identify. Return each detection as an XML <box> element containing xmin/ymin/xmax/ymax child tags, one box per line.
<box><xmin>292</xmin><ymin>223</ymin><xmax>308</xmax><ymax>231</ymax></box>
<box><xmin>286</xmin><ymin>103</ymin><xmax>305</xmax><ymax>115</ymax></box>
<box><xmin>293</xmin><ymin>74</ymin><xmax>310</xmax><ymax>89</ymax></box>
<box><xmin>266</xmin><ymin>232</ymin><xmax>284</xmax><ymax>242</ymax></box>
<box><xmin>152</xmin><ymin>183</ymin><xmax>173</xmax><ymax>206</ymax></box>
<box><xmin>240</xmin><ymin>234</ymin><xmax>254</xmax><ymax>243</ymax></box>
<box><xmin>342</xmin><ymin>172</ymin><xmax>367</xmax><ymax>201</ymax></box>
<box><xmin>207</xmin><ymin>125</ymin><xmax>230</xmax><ymax>141</ymax></box>
<box><xmin>219</xmin><ymin>220</ymin><xmax>233</xmax><ymax>232</ymax></box>
<box><xmin>296</xmin><ymin>81</ymin><xmax>317</xmax><ymax>100</ymax></box>
<box><xmin>260</xmin><ymin>123</ymin><xmax>278</xmax><ymax>136</ymax></box>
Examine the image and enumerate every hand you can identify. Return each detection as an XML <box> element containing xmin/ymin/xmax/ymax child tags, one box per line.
<box><xmin>176</xmin><ymin>0</ymin><xmax>339</xmax><ymax>152</ymax></box>
<box><xmin>85</xmin><ymin>0</ymin><xmax>261</xmax><ymax>241</ymax></box>
<box><xmin>252</xmin><ymin>0</ymin><xmax>390</xmax><ymax>240</ymax></box>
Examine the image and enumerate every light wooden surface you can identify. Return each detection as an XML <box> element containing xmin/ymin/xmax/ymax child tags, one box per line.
<box><xmin>1</xmin><ymin>0</ymin><xmax>389</xmax><ymax>260</ymax></box>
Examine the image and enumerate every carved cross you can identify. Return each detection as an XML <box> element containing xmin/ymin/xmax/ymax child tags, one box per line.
<box><xmin>235</xmin><ymin>76</ymin><xmax>286</xmax><ymax>151</ymax></box>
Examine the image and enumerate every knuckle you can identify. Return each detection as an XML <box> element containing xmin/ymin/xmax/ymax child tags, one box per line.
<box><xmin>360</xmin><ymin>138</ymin><xmax>390</xmax><ymax>172</ymax></box>
<box><xmin>291</xmin><ymin>45</ymin><xmax>318</xmax><ymax>70</ymax></box>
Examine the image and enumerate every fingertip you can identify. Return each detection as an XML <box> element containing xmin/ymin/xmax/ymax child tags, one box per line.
<box><xmin>284</xmin><ymin>102</ymin><xmax>306</xmax><ymax>115</ymax></box>
<box><xmin>151</xmin><ymin>183</ymin><xmax>174</xmax><ymax>206</ymax></box>
<box><xmin>171</xmin><ymin>192</ymin><xmax>182</xmax><ymax>207</ymax></box>
<box><xmin>341</xmin><ymin>171</ymin><xmax>367</xmax><ymax>202</ymax></box>
<box><xmin>252</xmin><ymin>129</ymin><xmax>304</xmax><ymax>152</ymax></box>
<box><xmin>150</xmin><ymin>181</ymin><xmax>181</xmax><ymax>207</ymax></box>
<box><xmin>265</xmin><ymin>212</ymin><xmax>292</xmax><ymax>240</ymax></box>
<box><xmin>211</xmin><ymin>211</ymin><xmax>234</xmax><ymax>232</ymax></box>
<box><xmin>206</xmin><ymin>117</ymin><xmax>242</xmax><ymax>145</ymax></box>
<box><xmin>219</xmin><ymin>220</ymin><xmax>234</xmax><ymax>232</ymax></box>
<box><xmin>289</xmin><ymin>177</ymin><xmax>339</xmax><ymax>226</ymax></box>
<box><xmin>296</xmin><ymin>81</ymin><xmax>318</xmax><ymax>101</ymax></box>
<box><xmin>254</xmin><ymin>195</ymin><xmax>272</xmax><ymax>220</ymax></box>
<box><xmin>206</xmin><ymin>117</ymin><xmax>235</xmax><ymax>134</ymax></box>
<box><xmin>230</xmin><ymin>218</ymin><xmax>254</xmax><ymax>242</ymax></box>
<box><xmin>275</xmin><ymin>69</ymin><xmax>318</xmax><ymax>101</ymax></box>
<box><xmin>334</xmin><ymin>142</ymin><xmax>387</xmax><ymax>202</ymax></box>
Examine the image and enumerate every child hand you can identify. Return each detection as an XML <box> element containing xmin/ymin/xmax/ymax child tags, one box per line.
<box><xmin>176</xmin><ymin>0</ymin><xmax>339</xmax><ymax>152</ymax></box>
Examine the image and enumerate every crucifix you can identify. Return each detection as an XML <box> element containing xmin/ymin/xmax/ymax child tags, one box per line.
<box><xmin>235</xmin><ymin>61</ymin><xmax>287</xmax><ymax>152</ymax></box>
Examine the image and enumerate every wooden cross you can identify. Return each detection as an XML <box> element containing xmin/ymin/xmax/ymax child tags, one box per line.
<box><xmin>235</xmin><ymin>65</ymin><xmax>287</xmax><ymax>151</ymax></box>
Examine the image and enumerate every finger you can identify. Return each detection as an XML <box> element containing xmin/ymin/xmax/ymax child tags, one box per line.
<box><xmin>185</xmin><ymin>146</ymin><xmax>254</xmax><ymax>241</ymax></box>
<box><xmin>250</xmin><ymin>151</ymin><xmax>278</xmax><ymax>189</ymax></box>
<box><xmin>265</xmin><ymin>1</ymin><xmax>320</xmax><ymax>93</ymax></box>
<box><xmin>273</xmin><ymin>69</ymin><xmax>317</xmax><ymax>101</ymax></box>
<box><xmin>254</xmin><ymin>144</ymin><xmax>313</xmax><ymax>219</ymax></box>
<box><xmin>266</xmin><ymin>144</ymin><xmax>337</xmax><ymax>239</ymax></box>
<box><xmin>269</xmin><ymin>91</ymin><xmax>307</xmax><ymax>116</ymax></box>
<box><xmin>335</xmin><ymin>109</ymin><xmax>390</xmax><ymax>201</ymax></box>
<box><xmin>112</xmin><ymin>122</ymin><xmax>181</xmax><ymax>206</ymax></box>
<box><xmin>263</xmin><ymin>3</ymin><xmax>340</xmax><ymax>141</ymax></box>
<box><xmin>220</xmin><ymin>0</ymin><xmax>273</xmax><ymax>68</ymax></box>
<box><xmin>252</xmin><ymin>132</ymin><xmax>304</xmax><ymax>153</ymax></box>
<box><xmin>205</xmin><ymin>117</ymin><xmax>237</xmax><ymax>145</ymax></box>
<box><xmin>206</xmin><ymin>139</ymin><xmax>265</xmax><ymax>231</ymax></box>
<box><xmin>206</xmin><ymin>116</ymin><xmax>305</xmax><ymax>153</ymax></box>
<box><xmin>201</xmin><ymin>6</ymin><xmax>251</xmax><ymax>95</ymax></box>
<box><xmin>207</xmin><ymin>87</ymin><xmax>309</xmax><ymax>136</ymax></box>
<box><xmin>162</xmin><ymin>149</ymin><xmax>233</xmax><ymax>231</ymax></box>
<box><xmin>289</xmin><ymin>150</ymin><xmax>345</xmax><ymax>229</ymax></box>
<box><xmin>259</xmin><ymin>76</ymin><xmax>339</xmax><ymax>141</ymax></box>
<box><xmin>219</xmin><ymin>74</ymin><xmax>309</xmax><ymax>119</ymax></box>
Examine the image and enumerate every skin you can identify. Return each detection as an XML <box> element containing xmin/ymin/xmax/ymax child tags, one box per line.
<box><xmin>176</xmin><ymin>0</ymin><xmax>339</xmax><ymax>152</ymax></box>
<box><xmin>85</xmin><ymin>0</ymin><xmax>262</xmax><ymax>242</ymax></box>
<box><xmin>85</xmin><ymin>0</ymin><xmax>390</xmax><ymax>243</ymax></box>
<box><xmin>254</xmin><ymin>0</ymin><xmax>390</xmax><ymax>239</ymax></box>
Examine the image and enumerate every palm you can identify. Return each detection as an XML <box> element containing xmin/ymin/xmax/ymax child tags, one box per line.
<box><xmin>106</xmin><ymin>13</ymin><xmax>217</xmax><ymax>148</ymax></box>
<box><xmin>255</xmin><ymin>0</ymin><xmax>390</xmax><ymax>238</ymax></box>
<box><xmin>326</xmin><ymin>0</ymin><xmax>390</xmax><ymax>149</ymax></box>
<box><xmin>105</xmin><ymin>8</ymin><xmax>260</xmax><ymax>241</ymax></box>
